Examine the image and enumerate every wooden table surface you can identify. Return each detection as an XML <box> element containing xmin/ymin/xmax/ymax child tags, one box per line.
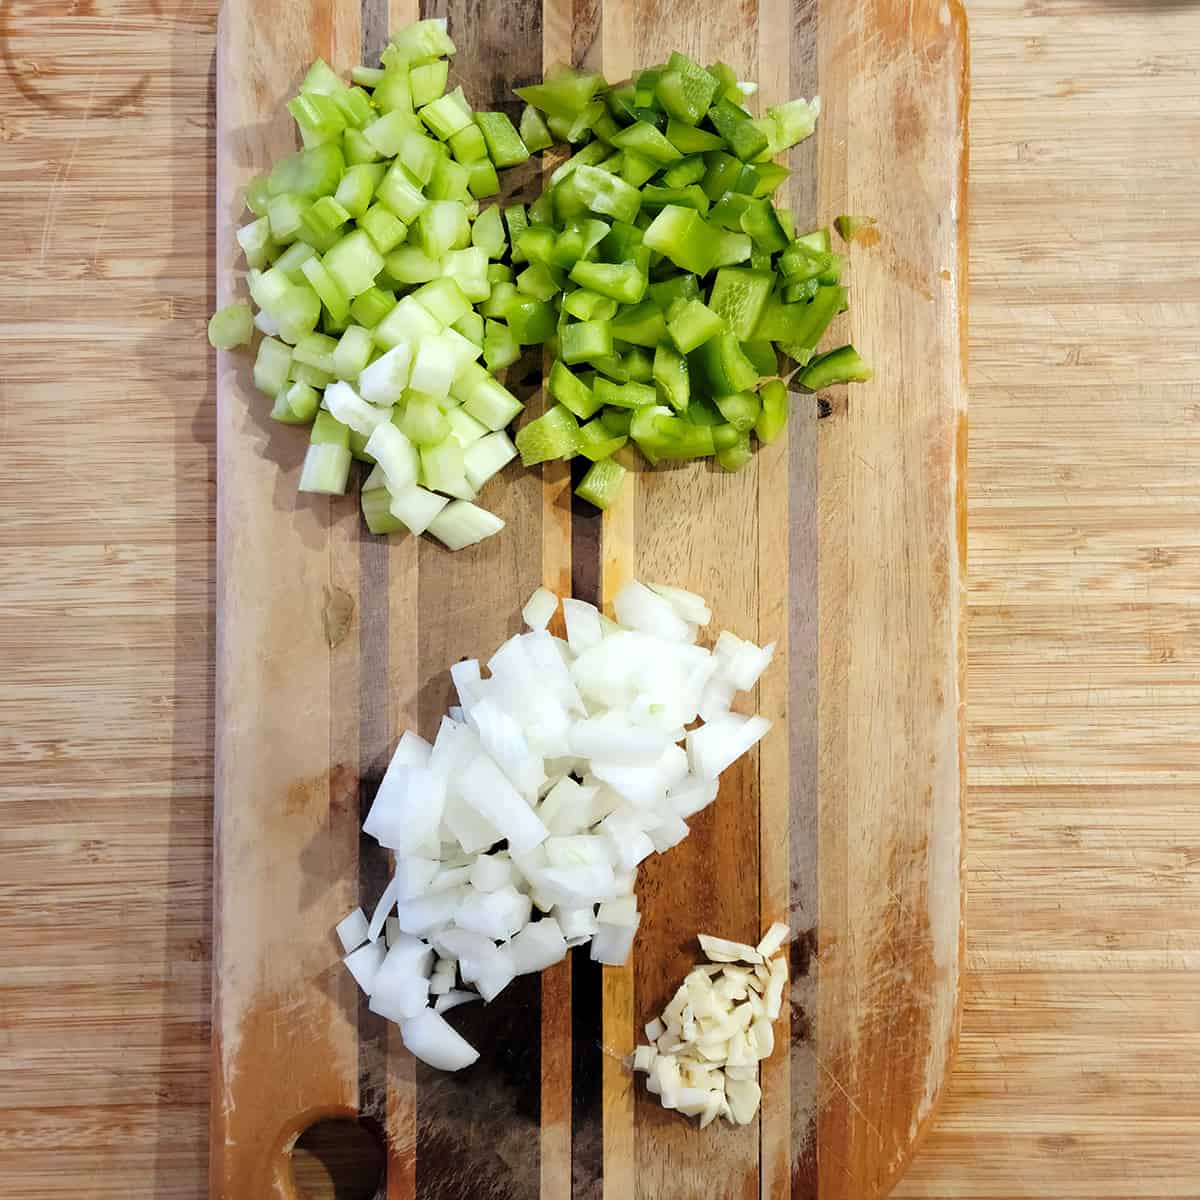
<box><xmin>1</xmin><ymin>0</ymin><xmax>1197</xmax><ymax>1197</ymax></box>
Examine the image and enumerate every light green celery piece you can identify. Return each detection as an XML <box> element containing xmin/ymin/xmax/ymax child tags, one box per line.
<box><xmin>273</xmin><ymin>284</ymin><xmax>322</xmax><ymax>344</ymax></box>
<box><xmin>322</xmin><ymin>230</ymin><xmax>384</xmax><ymax>299</ymax></box>
<box><xmin>208</xmin><ymin>303</ymin><xmax>253</xmax><ymax>350</ymax></box>
<box><xmin>334</xmin><ymin>162</ymin><xmax>386</xmax><ymax>218</ymax></box>
<box><xmin>411</xmin><ymin>276</ymin><xmax>471</xmax><ymax>326</ymax></box>
<box><xmin>427</xmin><ymin>155</ymin><xmax>472</xmax><ymax>202</ymax></box>
<box><xmin>401</xmin><ymin>393</ymin><xmax>452</xmax><ymax>445</ymax></box>
<box><xmin>388</xmin><ymin>484</ymin><xmax>451</xmax><ymax>535</ymax></box>
<box><xmin>420</xmin><ymin>438</ymin><xmax>473</xmax><ymax>499</ymax></box>
<box><xmin>383</xmin><ymin>17</ymin><xmax>456</xmax><ymax>67</ymax></box>
<box><xmin>420</xmin><ymin>87</ymin><xmax>474</xmax><ymax>141</ymax></box>
<box><xmin>575</xmin><ymin>458</ymin><xmax>626</xmax><ymax>510</ymax></box>
<box><xmin>385</xmin><ymin>245</ymin><xmax>441</xmax><ymax>284</ymax></box>
<box><xmin>252</xmin><ymin>338</ymin><xmax>291</xmax><ymax>398</ymax></box>
<box><xmin>270</xmin><ymin>380</ymin><xmax>320</xmax><ymax>424</ymax></box>
<box><xmin>409</xmin><ymin>59</ymin><xmax>449</xmax><ymax>107</ymax></box>
<box><xmin>351</xmin><ymin>65</ymin><xmax>385</xmax><ymax>89</ymax></box>
<box><xmin>272</xmin><ymin>240</ymin><xmax>317</xmax><ymax>281</ymax></box>
<box><xmin>288</xmin><ymin>361</ymin><xmax>333</xmax><ymax>389</ymax></box>
<box><xmin>300</xmin><ymin>256</ymin><xmax>350</xmax><ymax>323</ymax></box>
<box><xmin>349</xmin><ymin>286</ymin><xmax>397</xmax><ymax>329</ymax></box>
<box><xmin>462</xmin><ymin>376</ymin><xmax>523</xmax><ymax>430</ymax></box>
<box><xmin>267</xmin><ymin>191</ymin><xmax>306</xmax><ymax>241</ymax></box>
<box><xmin>332</xmin><ymin>325</ymin><xmax>374</xmax><ymax>380</ymax></box>
<box><xmin>442</xmin><ymin>246</ymin><xmax>491</xmax><ymax>303</ymax></box>
<box><xmin>471</xmin><ymin>204</ymin><xmax>507</xmax><ymax>259</ymax></box>
<box><xmin>373</xmin><ymin>294</ymin><xmax>443</xmax><ymax>351</ymax></box>
<box><xmin>361</xmin><ymin>483</ymin><xmax>408</xmax><ymax>535</ymax></box>
<box><xmin>363</xmin><ymin>109</ymin><xmax>421</xmax><ymax>158</ymax></box>
<box><xmin>426</xmin><ymin>500</ymin><xmax>505</xmax><ymax>550</ymax></box>
<box><xmin>445</xmin><ymin>406</ymin><xmax>489</xmax><ymax>447</ymax></box>
<box><xmin>419</xmin><ymin>200</ymin><xmax>471</xmax><ymax>259</ymax></box>
<box><xmin>482</xmin><ymin>319</ymin><xmax>520</xmax><ymax>372</ymax></box>
<box><xmin>463</xmin><ymin>430</ymin><xmax>518</xmax><ymax>491</ymax></box>
<box><xmin>292</xmin><ymin>331</ymin><xmax>339</xmax><ymax>374</ymax></box>
<box><xmin>453</xmin><ymin>310</ymin><xmax>485</xmax><ymax>347</ymax></box>
<box><xmin>359</xmin><ymin>203</ymin><xmax>408</xmax><ymax>255</ymax></box>
<box><xmin>237</xmin><ymin>216</ymin><xmax>277</xmax><ymax>269</ymax></box>
<box><xmin>300</xmin><ymin>58</ymin><xmax>345</xmax><ymax>96</ymax></box>
<box><xmin>450</xmin><ymin>122</ymin><xmax>489</xmax><ymax>164</ymax></box>
<box><xmin>467</xmin><ymin>159</ymin><xmax>501</xmax><ymax>199</ymax></box>
<box><xmin>299</xmin><ymin>411</ymin><xmax>352</xmax><ymax>494</ymax></box>
<box><xmin>376</xmin><ymin>162</ymin><xmax>429</xmax><ymax>223</ymax></box>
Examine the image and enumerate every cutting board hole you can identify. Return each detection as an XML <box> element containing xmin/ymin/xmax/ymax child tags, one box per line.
<box><xmin>290</xmin><ymin>1118</ymin><xmax>385</xmax><ymax>1200</ymax></box>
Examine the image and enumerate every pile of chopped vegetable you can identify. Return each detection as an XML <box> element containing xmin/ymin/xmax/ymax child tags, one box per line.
<box><xmin>210</xmin><ymin>17</ymin><xmax>872</xmax><ymax>546</ymax></box>
<box><xmin>630</xmin><ymin>924</ymin><xmax>790</xmax><ymax>1127</ymax></box>
<box><xmin>336</xmin><ymin>580</ymin><xmax>776</xmax><ymax>1070</ymax></box>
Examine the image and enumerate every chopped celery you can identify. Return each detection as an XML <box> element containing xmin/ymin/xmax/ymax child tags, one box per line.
<box><xmin>208</xmin><ymin>303</ymin><xmax>253</xmax><ymax>349</ymax></box>
<box><xmin>463</xmin><ymin>430</ymin><xmax>518</xmax><ymax>490</ymax></box>
<box><xmin>253</xmin><ymin>337</ymin><xmax>293</xmax><ymax>395</ymax></box>
<box><xmin>421</xmin><ymin>87</ymin><xmax>474</xmax><ymax>140</ymax></box>
<box><xmin>349</xmin><ymin>286</ymin><xmax>396</xmax><ymax>329</ymax></box>
<box><xmin>271</xmin><ymin>380</ymin><xmax>320</xmax><ymax>424</ymax></box>
<box><xmin>358</xmin><ymin>203</ymin><xmax>408</xmax><ymax>254</ymax></box>
<box><xmin>332</xmin><ymin>325</ymin><xmax>374</xmax><ymax>380</ymax></box>
<box><xmin>463</xmin><ymin>376</ymin><xmax>523</xmax><ymax>430</ymax></box>
<box><xmin>299</xmin><ymin>412</ymin><xmax>352</xmax><ymax>494</ymax></box>
<box><xmin>471</xmin><ymin>204</ymin><xmax>507</xmax><ymax>258</ymax></box>
<box><xmin>575</xmin><ymin>459</ymin><xmax>626</xmax><ymax>510</ymax></box>
<box><xmin>426</xmin><ymin>500</ymin><xmax>505</xmax><ymax>550</ymax></box>
<box><xmin>389</xmin><ymin>484</ymin><xmax>451</xmax><ymax>534</ymax></box>
<box><xmin>361</xmin><ymin>482</ymin><xmax>408</xmax><ymax>535</ymax></box>
<box><xmin>482</xmin><ymin>319</ymin><xmax>520</xmax><ymax>371</ymax></box>
<box><xmin>401</xmin><ymin>393</ymin><xmax>452</xmax><ymax>445</ymax></box>
<box><xmin>410</xmin><ymin>59</ymin><xmax>449</xmax><ymax>107</ymax></box>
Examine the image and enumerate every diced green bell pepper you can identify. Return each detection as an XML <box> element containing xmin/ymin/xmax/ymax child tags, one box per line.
<box><xmin>516</xmin><ymin>403</ymin><xmax>581</xmax><ymax>464</ymax></box>
<box><xmin>560</xmin><ymin>319</ymin><xmax>613</xmax><ymax>364</ymax></box>
<box><xmin>755</xmin><ymin>379</ymin><xmax>790</xmax><ymax>443</ymax></box>
<box><xmin>610</xmin><ymin>299</ymin><xmax>666</xmax><ymax>347</ymax></box>
<box><xmin>575</xmin><ymin>458</ymin><xmax>627</xmax><ymax>509</ymax></box>
<box><xmin>666</xmin><ymin>297</ymin><xmax>725</xmax><ymax>354</ymax></box>
<box><xmin>798</xmin><ymin>344</ymin><xmax>873</xmax><ymax>390</ymax></box>
<box><xmin>653</xmin><ymin>342</ymin><xmax>690</xmax><ymax>412</ymax></box>
<box><xmin>707</xmin><ymin>268</ymin><xmax>774</xmax><ymax>341</ymax></box>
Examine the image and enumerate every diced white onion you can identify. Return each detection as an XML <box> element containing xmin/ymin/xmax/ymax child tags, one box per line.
<box><xmin>522</xmin><ymin>586</ymin><xmax>559</xmax><ymax>631</ymax></box>
<box><xmin>335</xmin><ymin>907</ymin><xmax>369</xmax><ymax>953</ymax></box>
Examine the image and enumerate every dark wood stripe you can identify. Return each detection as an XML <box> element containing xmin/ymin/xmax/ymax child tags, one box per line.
<box><xmin>788</xmin><ymin>4</ymin><xmax>821</xmax><ymax>1196</ymax></box>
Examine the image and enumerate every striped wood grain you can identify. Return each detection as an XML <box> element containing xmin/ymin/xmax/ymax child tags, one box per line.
<box><xmin>212</xmin><ymin>1</ymin><xmax>966</xmax><ymax>1197</ymax></box>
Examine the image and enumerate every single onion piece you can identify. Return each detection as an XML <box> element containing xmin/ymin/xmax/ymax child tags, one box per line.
<box><xmin>335</xmin><ymin>907</ymin><xmax>369</xmax><ymax>953</ymax></box>
<box><xmin>400</xmin><ymin>1009</ymin><xmax>480</xmax><ymax>1071</ymax></box>
<box><xmin>343</xmin><ymin>940</ymin><xmax>387</xmax><ymax>995</ymax></box>
<box><xmin>435</xmin><ymin>989</ymin><xmax>482</xmax><ymax>1015</ymax></box>
<box><xmin>522</xmin><ymin>585</ymin><xmax>559</xmax><ymax>631</ymax></box>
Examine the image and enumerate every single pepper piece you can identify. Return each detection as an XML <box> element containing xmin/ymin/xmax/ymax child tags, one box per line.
<box><xmin>630</xmin><ymin>405</ymin><xmax>715</xmax><ymax>462</ymax></box>
<box><xmin>643</xmin><ymin>204</ymin><xmax>715</xmax><ymax>275</ymax></box>
<box><xmin>707</xmin><ymin>97</ymin><xmax>769</xmax><ymax>161</ymax></box>
<box><xmin>570</xmin><ymin>164</ymin><xmax>644</xmax><ymax>224</ymax></box>
<box><xmin>653</xmin><ymin>343</ymin><xmax>690</xmax><ymax>412</ymax></box>
<box><xmin>755</xmin><ymin>379</ymin><xmax>790</xmax><ymax>444</ymax></box>
<box><xmin>569</xmin><ymin>260</ymin><xmax>647</xmax><ymax>304</ymax></box>
<box><xmin>610</xmin><ymin>299</ymin><xmax>667</xmax><ymax>347</ymax></box>
<box><xmin>575</xmin><ymin>458</ymin><xmax>627</xmax><ymax>509</ymax></box>
<box><xmin>798</xmin><ymin>344</ymin><xmax>873</xmax><ymax>390</ymax></box>
<box><xmin>560</xmin><ymin>318</ymin><xmax>613</xmax><ymax>364</ymax></box>
<box><xmin>548</xmin><ymin>360</ymin><xmax>604</xmax><ymax>419</ymax></box>
<box><xmin>707</xmin><ymin>268</ymin><xmax>775</xmax><ymax>341</ymax></box>
<box><xmin>516</xmin><ymin>66</ymin><xmax>606</xmax><ymax>120</ymax></box>
<box><xmin>515</xmin><ymin>403</ymin><xmax>581</xmax><ymax>465</ymax></box>
<box><xmin>576</xmin><ymin>419</ymin><xmax>628</xmax><ymax>461</ymax></box>
<box><xmin>667</xmin><ymin>297</ymin><xmax>725</xmax><ymax>354</ymax></box>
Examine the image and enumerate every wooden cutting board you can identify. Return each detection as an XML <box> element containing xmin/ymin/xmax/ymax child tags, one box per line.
<box><xmin>212</xmin><ymin>1</ymin><xmax>967</xmax><ymax>1197</ymax></box>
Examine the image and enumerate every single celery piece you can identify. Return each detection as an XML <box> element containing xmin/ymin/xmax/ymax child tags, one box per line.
<box><xmin>332</xmin><ymin>325</ymin><xmax>374</xmax><ymax>380</ymax></box>
<box><xmin>454</xmin><ymin>309</ymin><xmax>485</xmax><ymax>346</ymax></box>
<box><xmin>450</xmin><ymin>122</ymin><xmax>489</xmax><ymax>165</ymax></box>
<box><xmin>299</xmin><ymin>411</ymin><xmax>353</xmax><ymax>495</ymax></box>
<box><xmin>413</xmin><ymin>276</ymin><xmax>472</xmax><ymax>325</ymax></box>
<box><xmin>300</xmin><ymin>256</ymin><xmax>351</xmax><ymax>323</ymax></box>
<box><xmin>426</xmin><ymin>500</ymin><xmax>505</xmax><ymax>550</ymax></box>
<box><xmin>467</xmin><ymin>159</ymin><xmax>501</xmax><ymax>199</ymax></box>
<box><xmin>373</xmin><ymin>294</ymin><xmax>442</xmax><ymax>352</ymax></box>
<box><xmin>349</xmin><ymin>286</ymin><xmax>397</xmax><ymax>329</ymax></box>
<box><xmin>482</xmin><ymin>319</ymin><xmax>521</xmax><ymax>371</ymax></box>
<box><xmin>421</xmin><ymin>87</ymin><xmax>475</xmax><ymax>141</ymax></box>
<box><xmin>357</xmin><ymin>203</ymin><xmax>407</xmax><ymax>254</ymax></box>
<box><xmin>253</xmin><ymin>336</ymin><xmax>293</xmax><ymax>395</ymax></box>
<box><xmin>445</xmin><ymin>406</ymin><xmax>489</xmax><ymax>447</ymax></box>
<box><xmin>292</xmin><ymin>330</ymin><xmax>339</xmax><ymax>373</ymax></box>
<box><xmin>463</xmin><ymin>430</ymin><xmax>518</xmax><ymax>490</ymax></box>
<box><xmin>401</xmin><ymin>393</ymin><xmax>452</xmax><ymax>445</ymax></box>
<box><xmin>376</xmin><ymin>161</ymin><xmax>429</xmax><ymax>223</ymax></box>
<box><xmin>389</xmin><ymin>484</ymin><xmax>451</xmax><ymax>535</ymax></box>
<box><xmin>361</xmin><ymin>481</ymin><xmax>408</xmax><ymax>535</ymax></box>
<box><xmin>410</xmin><ymin>59</ymin><xmax>449</xmax><ymax>107</ymax></box>
<box><xmin>419</xmin><ymin>200</ymin><xmax>471</xmax><ymax>258</ymax></box>
<box><xmin>462</xmin><ymin>376</ymin><xmax>524</xmax><ymax>430</ymax></box>
<box><xmin>208</xmin><ymin>303</ymin><xmax>253</xmax><ymax>349</ymax></box>
<box><xmin>471</xmin><ymin>204</ymin><xmax>507</xmax><ymax>258</ymax></box>
<box><xmin>365</xmin><ymin>421</ymin><xmax>419</xmax><ymax>492</ymax></box>
<box><xmin>385</xmin><ymin>245</ymin><xmax>440</xmax><ymax>284</ymax></box>
<box><xmin>515</xmin><ymin>404</ymin><xmax>581</xmax><ymax>465</ymax></box>
<box><xmin>575</xmin><ymin>458</ymin><xmax>626</xmax><ymax>510</ymax></box>
<box><xmin>270</xmin><ymin>380</ymin><xmax>320</xmax><ymax>424</ymax></box>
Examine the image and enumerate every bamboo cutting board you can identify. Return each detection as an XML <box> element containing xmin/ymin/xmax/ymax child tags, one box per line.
<box><xmin>212</xmin><ymin>1</ymin><xmax>967</xmax><ymax>1196</ymax></box>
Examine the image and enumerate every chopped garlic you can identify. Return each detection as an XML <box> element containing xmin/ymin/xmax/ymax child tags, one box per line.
<box><xmin>629</xmin><ymin>925</ymin><xmax>791</xmax><ymax>1129</ymax></box>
